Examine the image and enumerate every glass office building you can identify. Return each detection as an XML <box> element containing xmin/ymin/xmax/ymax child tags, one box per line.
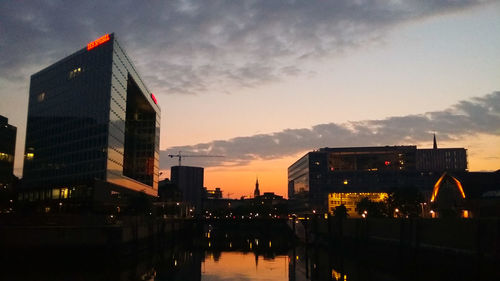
<box><xmin>288</xmin><ymin>146</ymin><xmax>418</xmax><ymax>209</ymax></box>
<box><xmin>22</xmin><ymin>33</ymin><xmax>160</xmax><ymax>203</ymax></box>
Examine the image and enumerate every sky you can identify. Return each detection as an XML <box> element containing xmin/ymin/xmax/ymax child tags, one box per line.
<box><xmin>1</xmin><ymin>0</ymin><xmax>499</xmax><ymax>198</ymax></box>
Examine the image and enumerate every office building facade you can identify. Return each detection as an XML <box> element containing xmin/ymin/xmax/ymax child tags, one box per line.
<box><xmin>416</xmin><ymin>148</ymin><xmax>467</xmax><ymax>172</ymax></box>
<box><xmin>0</xmin><ymin>115</ymin><xmax>17</xmax><ymax>186</ymax></box>
<box><xmin>22</xmin><ymin>33</ymin><xmax>160</xmax><ymax>204</ymax></box>
<box><xmin>171</xmin><ymin>166</ymin><xmax>204</xmax><ymax>211</ymax></box>
<box><xmin>288</xmin><ymin>145</ymin><xmax>467</xmax><ymax>210</ymax></box>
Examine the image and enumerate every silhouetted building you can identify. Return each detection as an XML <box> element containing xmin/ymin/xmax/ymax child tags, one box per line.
<box><xmin>205</xmin><ymin>187</ymin><xmax>223</xmax><ymax>199</ymax></box>
<box><xmin>416</xmin><ymin>149</ymin><xmax>467</xmax><ymax>172</ymax></box>
<box><xmin>158</xmin><ymin>178</ymin><xmax>182</xmax><ymax>202</ymax></box>
<box><xmin>416</xmin><ymin>134</ymin><xmax>467</xmax><ymax>172</ymax></box>
<box><xmin>288</xmin><ymin>142</ymin><xmax>469</xmax><ymax>211</ymax></box>
<box><xmin>171</xmin><ymin>166</ymin><xmax>204</xmax><ymax>211</ymax></box>
<box><xmin>254</xmin><ymin>177</ymin><xmax>260</xmax><ymax>197</ymax></box>
<box><xmin>20</xmin><ymin>33</ymin><xmax>160</xmax><ymax>206</ymax></box>
<box><xmin>0</xmin><ymin>115</ymin><xmax>16</xmax><ymax>187</ymax></box>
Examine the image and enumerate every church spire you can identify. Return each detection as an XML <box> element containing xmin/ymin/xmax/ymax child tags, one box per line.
<box><xmin>433</xmin><ymin>133</ymin><xmax>437</xmax><ymax>149</ymax></box>
<box><xmin>254</xmin><ymin>177</ymin><xmax>260</xmax><ymax>198</ymax></box>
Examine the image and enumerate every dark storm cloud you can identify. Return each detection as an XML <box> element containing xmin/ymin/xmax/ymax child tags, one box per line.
<box><xmin>162</xmin><ymin>92</ymin><xmax>500</xmax><ymax>168</ymax></box>
<box><xmin>0</xmin><ymin>0</ymin><xmax>489</xmax><ymax>95</ymax></box>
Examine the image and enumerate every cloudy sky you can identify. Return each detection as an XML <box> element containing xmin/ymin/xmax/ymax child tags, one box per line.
<box><xmin>1</xmin><ymin>0</ymin><xmax>499</xmax><ymax>198</ymax></box>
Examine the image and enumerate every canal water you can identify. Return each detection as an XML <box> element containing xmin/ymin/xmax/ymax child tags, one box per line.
<box><xmin>1</xmin><ymin>221</ymin><xmax>496</xmax><ymax>280</ymax></box>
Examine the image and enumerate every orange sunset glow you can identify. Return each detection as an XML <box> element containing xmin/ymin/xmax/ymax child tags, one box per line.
<box><xmin>162</xmin><ymin>134</ymin><xmax>500</xmax><ymax>199</ymax></box>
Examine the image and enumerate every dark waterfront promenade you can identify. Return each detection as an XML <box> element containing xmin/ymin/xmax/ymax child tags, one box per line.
<box><xmin>0</xmin><ymin>214</ymin><xmax>195</xmax><ymax>262</ymax></box>
<box><xmin>1</xmin><ymin>215</ymin><xmax>499</xmax><ymax>280</ymax></box>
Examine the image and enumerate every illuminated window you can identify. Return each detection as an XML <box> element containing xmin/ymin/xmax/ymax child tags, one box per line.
<box><xmin>37</xmin><ymin>92</ymin><xmax>46</xmax><ymax>102</ymax></box>
<box><xmin>61</xmin><ymin>188</ymin><xmax>69</xmax><ymax>199</ymax></box>
<box><xmin>0</xmin><ymin>152</ymin><xmax>11</xmax><ymax>161</ymax></box>
<box><xmin>462</xmin><ymin>210</ymin><xmax>469</xmax><ymax>218</ymax></box>
<box><xmin>68</xmin><ymin>67</ymin><xmax>82</xmax><ymax>79</ymax></box>
<box><xmin>52</xmin><ymin>189</ymin><xmax>60</xmax><ymax>200</ymax></box>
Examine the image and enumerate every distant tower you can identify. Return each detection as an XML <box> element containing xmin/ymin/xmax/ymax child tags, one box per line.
<box><xmin>433</xmin><ymin>133</ymin><xmax>438</xmax><ymax>149</ymax></box>
<box><xmin>254</xmin><ymin>177</ymin><xmax>260</xmax><ymax>198</ymax></box>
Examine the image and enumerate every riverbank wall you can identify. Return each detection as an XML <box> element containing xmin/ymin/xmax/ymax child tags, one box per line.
<box><xmin>291</xmin><ymin>217</ymin><xmax>500</xmax><ymax>260</ymax></box>
<box><xmin>0</xmin><ymin>214</ymin><xmax>197</xmax><ymax>261</ymax></box>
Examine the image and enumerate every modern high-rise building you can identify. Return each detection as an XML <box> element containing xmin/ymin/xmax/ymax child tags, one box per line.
<box><xmin>171</xmin><ymin>166</ymin><xmax>204</xmax><ymax>211</ymax></box>
<box><xmin>21</xmin><ymin>33</ymin><xmax>160</xmax><ymax>204</ymax></box>
<box><xmin>0</xmin><ymin>115</ymin><xmax>17</xmax><ymax>187</ymax></box>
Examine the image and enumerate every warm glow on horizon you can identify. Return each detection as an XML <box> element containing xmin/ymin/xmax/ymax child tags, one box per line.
<box><xmin>161</xmin><ymin>154</ymin><xmax>304</xmax><ymax>199</ymax></box>
<box><xmin>161</xmin><ymin>134</ymin><xmax>500</xmax><ymax>199</ymax></box>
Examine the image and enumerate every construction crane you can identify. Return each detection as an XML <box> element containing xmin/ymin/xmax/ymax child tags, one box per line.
<box><xmin>167</xmin><ymin>151</ymin><xmax>224</xmax><ymax>166</ymax></box>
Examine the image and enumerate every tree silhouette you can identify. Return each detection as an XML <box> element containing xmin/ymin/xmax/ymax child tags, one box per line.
<box><xmin>333</xmin><ymin>204</ymin><xmax>348</xmax><ymax>219</ymax></box>
<box><xmin>387</xmin><ymin>186</ymin><xmax>423</xmax><ymax>218</ymax></box>
<box><xmin>355</xmin><ymin>197</ymin><xmax>388</xmax><ymax>218</ymax></box>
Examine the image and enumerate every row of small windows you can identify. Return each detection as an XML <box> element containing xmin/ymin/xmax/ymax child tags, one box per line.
<box><xmin>30</xmin><ymin>90</ymin><xmax>110</xmax><ymax>122</ymax></box>
<box><xmin>26</xmin><ymin>135</ymin><xmax>107</xmax><ymax>156</ymax></box>
<box><xmin>330</xmin><ymin>200</ymin><xmax>356</xmax><ymax>206</ymax></box>
<box><xmin>26</xmin><ymin>158</ymin><xmax>106</xmax><ymax>172</ymax></box>
<box><xmin>25</xmin><ymin>168</ymin><xmax>106</xmax><ymax>183</ymax></box>
<box><xmin>26</xmin><ymin>149</ymin><xmax>106</xmax><ymax>166</ymax></box>
<box><xmin>28</xmin><ymin>125</ymin><xmax>107</xmax><ymax>143</ymax></box>
<box><xmin>31</xmin><ymin>45</ymin><xmax>113</xmax><ymax>91</ymax></box>
<box><xmin>18</xmin><ymin>187</ymin><xmax>92</xmax><ymax>202</ymax></box>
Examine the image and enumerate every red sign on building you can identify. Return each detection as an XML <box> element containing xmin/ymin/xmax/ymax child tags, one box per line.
<box><xmin>87</xmin><ymin>34</ymin><xmax>110</xmax><ymax>51</ymax></box>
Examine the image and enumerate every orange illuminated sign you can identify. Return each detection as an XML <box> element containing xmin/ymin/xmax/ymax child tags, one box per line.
<box><xmin>87</xmin><ymin>34</ymin><xmax>110</xmax><ymax>51</ymax></box>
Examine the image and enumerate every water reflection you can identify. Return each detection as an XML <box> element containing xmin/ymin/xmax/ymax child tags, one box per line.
<box><xmin>1</xmin><ymin>222</ymin><xmax>497</xmax><ymax>281</ymax></box>
<box><xmin>202</xmin><ymin>252</ymin><xmax>288</xmax><ymax>281</ymax></box>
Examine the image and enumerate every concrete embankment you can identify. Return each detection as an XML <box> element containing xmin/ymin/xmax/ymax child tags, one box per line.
<box><xmin>291</xmin><ymin>217</ymin><xmax>500</xmax><ymax>260</ymax></box>
<box><xmin>0</xmin><ymin>215</ymin><xmax>197</xmax><ymax>261</ymax></box>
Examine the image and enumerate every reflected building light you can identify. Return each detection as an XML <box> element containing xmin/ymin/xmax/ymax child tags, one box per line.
<box><xmin>463</xmin><ymin>210</ymin><xmax>469</xmax><ymax>218</ymax></box>
<box><xmin>332</xmin><ymin>269</ymin><xmax>341</xmax><ymax>280</ymax></box>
